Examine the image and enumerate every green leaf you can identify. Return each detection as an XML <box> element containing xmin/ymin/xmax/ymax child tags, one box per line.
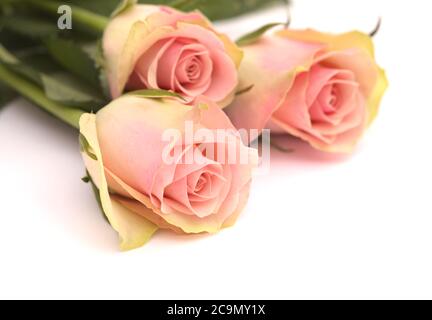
<box><xmin>163</xmin><ymin>0</ymin><xmax>279</xmax><ymax>21</ymax></box>
<box><xmin>15</xmin><ymin>46</ymin><xmax>71</xmax><ymax>75</ymax></box>
<box><xmin>168</xmin><ymin>0</ymin><xmax>201</xmax><ymax>10</ymax></box>
<box><xmin>0</xmin><ymin>43</ymin><xmax>17</xmax><ymax>64</ymax></box>
<box><xmin>39</xmin><ymin>38</ymin><xmax>108</xmax><ymax>101</ymax></box>
<box><xmin>62</xmin><ymin>0</ymin><xmax>124</xmax><ymax>17</ymax></box>
<box><xmin>0</xmin><ymin>82</ymin><xmax>16</xmax><ymax>109</ymax></box>
<box><xmin>44</xmin><ymin>37</ymin><xmax>101</xmax><ymax>88</ymax></box>
<box><xmin>0</xmin><ymin>28</ymin><xmax>38</xmax><ymax>52</ymax></box>
<box><xmin>134</xmin><ymin>0</ymin><xmax>279</xmax><ymax>20</ymax></box>
<box><xmin>236</xmin><ymin>23</ymin><xmax>284</xmax><ymax>46</ymax></box>
<box><xmin>0</xmin><ymin>16</ymin><xmax>58</xmax><ymax>39</ymax></box>
<box><xmin>0</xmin><ymin>61</ymin><xmax>84</xmax><ymax>129</ymax></box>
<box><xmin>41</xmin><ymin>72</ymin><xmax>106</xmax><ymax>111</ymax></box>
<box><xmin>0</xmin><ymin>44</ymin><xmax>41</xmax><ymax>84</ymax></box>
<box><xmin>127</xmin><ymin>89</ymin><xmax>187</xmax><ymax>101</ymax></box>
<box><xmin>111</xmin><ymin>0</ymin><xmax>138</xmax><ymax>18</ymax></box>
<box><xmin>79</xmin><ymin>133</ymin><xmax>98</xmax><ymax>161</ymax></box>
<box><xmin>0</xmin><ymin>44</ymin><xmax>106</xmax><ymax>112</ymax></box>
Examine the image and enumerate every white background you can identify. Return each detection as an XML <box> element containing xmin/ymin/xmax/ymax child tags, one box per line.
<box><xmin>1</xmin><ymin>0</ymin><xmax>431</xmax><ymax>299</ymax></box>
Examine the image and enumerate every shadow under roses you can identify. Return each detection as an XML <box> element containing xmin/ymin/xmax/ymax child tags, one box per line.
<box><xmin>270</xmin><ymin>135</ymin><xmax>354</xmax><ymax>164</ymax></box>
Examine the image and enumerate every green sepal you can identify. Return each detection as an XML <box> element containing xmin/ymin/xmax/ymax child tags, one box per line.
<box><xmin>82</xmin><ymin>171</ymin><xmax>109</xmax><ymax>223</ymax></box>
<box><xmin>79</xmin><ymin>133</ymin><xmax>98</xmax><ymax>161</ymax></box>
<box><xmin>126</xmin><ymin>89</ymin><xmax>187</xmax><ymax>102</ymax></box>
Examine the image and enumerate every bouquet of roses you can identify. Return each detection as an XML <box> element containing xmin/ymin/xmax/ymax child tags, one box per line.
<box><xmin>0</xmin><ymin>0</ymin><xmax>387</xmax><ymax>250</ymax></box>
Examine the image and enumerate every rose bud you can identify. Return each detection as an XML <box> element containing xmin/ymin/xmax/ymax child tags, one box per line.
<box><xmin>79</xmin><ymin>95</ymin><xmax>257</xmax><ymax>250</ymax></box>
<box><xmin>225</xmin><ymin>29</ymin><xmax>388</xmax><ymax>153</ymax></box>
<box><xmin>103</xmin><ymin>4</ymin><xmax>243</xmax><ymax>107</ymax></box>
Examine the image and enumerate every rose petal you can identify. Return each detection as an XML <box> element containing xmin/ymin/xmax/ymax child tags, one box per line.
<box><xmin>87</xmin><ymin>97</ymin><xmax>256</xmax><ymax>234</ymax></box>
<box><xmin>103</xmin><ymin>5</ymin><xmax>218</xmax><ymax>98</ymax></box>
<box><xmin>132</xmin><ymin>38</ymin><xmax>176</xmax><ymax>89</ymax></box>
<box><xmin>96</xmin><ymin>96</ymin><xmax>195</xmax><ymax>195</ymax></box>
<box><xmin>224</xmin><ymin>35</ymin><xmax>323</xmax><ymax>143</ymax></box>
<box><xmin>79</xmin><ymin>114</ymin><xmax>158</xmax><ymax>251</ymax></box>
<box><xmin>271</xmin><ymin>72</ymin><xmax>312</xmax><ymax>131</ymax></box>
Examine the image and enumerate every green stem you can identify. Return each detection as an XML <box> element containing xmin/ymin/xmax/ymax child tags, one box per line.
<box><xmin>0</xmin><ymin>63</ymin><xmax>84</xmax><ymax>129</ymax></box>
<box><xmin>27</xmin><ymin>0</ymin><xmax>108</xmax><ymax>35</ymax></box>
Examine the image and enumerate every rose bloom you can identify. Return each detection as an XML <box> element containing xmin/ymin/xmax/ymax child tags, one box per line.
<box><xmin>225</xmin><ymin>29</ymin><xmax>388</xmax><ymax>152</ymax></box>
<box><xmin>79</xmin><ymin>95</ymin><xmax>257</xmax><ymax>250</ymax></box>
<box><xmin>103</xmin><ymin>4</ymin><xmax>242</xmax><ymax>107</ymax></box>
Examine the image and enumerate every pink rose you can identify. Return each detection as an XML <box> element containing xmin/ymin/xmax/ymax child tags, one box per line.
<box><xmin>225</xmin><ymin>29</ymin><xmax>388</xmax><ymax>152</ymax></box>
<box><xmin>79</xmin><ymin>95</ymin><xmax>257</xmax><ymax>250</ymax></box>
<box><xmin>103</xmin><ymin>4</ymin><xmax>243</xmax><ymax>107</ymax></box>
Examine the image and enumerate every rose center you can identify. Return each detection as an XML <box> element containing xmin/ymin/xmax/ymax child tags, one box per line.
<box><xmin>186</xmin><ymin>163</ymin><xmax>225</xmax><ymax>202</ymax></box>
<box><xmin>184</xmin><ymin>56</ymin><xmax>202</xmax><ymax>82</ymax></box>
<box><xmin>194</xmin><ymin>173</ymin><xmax>209</xmax><ymax>193</ymax></box>
<box><xmin>317</xmin><ymin>84</ymin><xmax>340</xmax><ymax>115</ymax></box>
<box><xmin>173</xmin><ymin>43</ymin><xmax>213</xmax><ymax>97</ymax></box>
<box><xmin>329</xmin><ymin>86</ymin><xmax>337</xmax><ymax>107</ymax></box>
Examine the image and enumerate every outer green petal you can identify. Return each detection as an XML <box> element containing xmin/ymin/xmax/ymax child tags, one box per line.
<box><xmin>79</xmin><ymin>113</ymin><xmax>158</xmax><ymax>251</ymax></box>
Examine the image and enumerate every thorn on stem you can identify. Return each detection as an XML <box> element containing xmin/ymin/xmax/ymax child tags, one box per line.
<box><xmin>282</xmin><ymin>0</ymin><xmax>292</xmax><ymax>29</ymax></box>
<box><xmin>369</xmin><ymin>17</ymin><xmax>382</xmax><ymax>37</ymax></box>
